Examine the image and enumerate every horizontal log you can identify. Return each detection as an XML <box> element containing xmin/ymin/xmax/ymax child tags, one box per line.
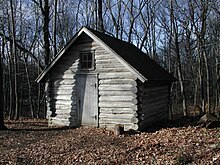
<box><xmin>96</xmin><ymin>59</ymin><xmax>121</xmax><ymax>64</ymax></box>
<box><xmin>139</xmin><ymin>113</ymin><xmax>168</xmax><ymax>127</ymax></box>
<box><xmin>96</xmin><ymin>68</ymin><xmax>129</xmax><ymax>73</ymax></box>
<box><xmin>49</xmin><ymin>118</ymin><xmax>78</xmax><ymax>127</ymax></box>
<box><xmin>99</xmin><ymin>72</ymin><xmax>137</xmax><ymax>79</ymax></box>
<box><xmin>99</xmin><ymin>79</ymin><xmax>136</xmax><ymax>85</ymax></box>
<box><xmin>99</xmin><ymin>96</ymin><xmax>137</xmax><ymax>104</ymax></box>
<box><xmin>99</xmin><ymin>123</ymin><xmax>138</xmax><ymax>131</ymax></box>
<box><xmin>141</xmin><ymin>108</ymin><xmax>167</xmax><ymax>118</ymax></box>
<box><xmin>48</xmin><ymin>89</ymin><xmax>76</xmax><ymax>95</ymax></box>
<box><xmin>142</xmin><ymin>99</ymin><xmax>168</xmax><ymax>109</ymax></box>
<box><xmin>51</xmin><ymin>95</ymin><xmax>76</xmax><ymax>101</ymax></box>
<box><xmin>141</xmin><ymin>109</ymin><xmax>167</xmax><ymax>120</ymax></box>
<box><xmin>99</xmin><ymin>117</ymin><xmax>139</xmax><ymax>124</ymax></box>
<box><xmin>99</xmin><ymin>84</ymin><xmax>137</xmax><ymax>91</ymax></box>
<box><xmin>56</xmin><ymin>112</ymin><xmax>77</xmax><ymax>118</ymax></box>
<box><xmin>100</xmin><ymin>108</ymin><xmax>136</xmax><ymax>114</ymax></box>
<box><xmin>143</xmin><ymin>85</ymin><xmax>169</xmax><ymax>92</ymax></box>
<box><xmin>54</xmin><ymin>109</ymin><xmax>76</xmax><ymax>114</ymax></box>
<box><xmin>143</xmin><ymin>90</ymin><xmax>169</xmax><ymax>98</ymax></box>
<box><xmin>99</xmin><ymin>113</ymin><xmax>136</xmax><ymax>119</ymax></box>
<box><xmin>52</xmin><ymin>85</ymin><xmax>75</xmax><ymax>90</ymax></box>
<box><xmin>99</xmin><ymin>102</ymin><xmax>137</xmax><ymax>109</ymax></box>
<box><xmin>99</xmin><ymin>95</ymin><xmax>134</xmax><ymax>101</ymax></box>
<box><xmin>96</xmin><ymin>63</ymin><xmax>127</xmax><ymax>68</ymax></box>
<box><xmin>51</xmin><ymin>100</ymin><xmax>77</xmax><ymax>106</ymax></box>
<box><xmin>95</xmin><ymin>53</ymin><xmax>114</xmax><ymax>59</ymax></box>
<box><xmin>142</xmin><ymin>95</ymin><xmax>168</xmax><ymax>105</ymax></box>
<box><xmin>51</xmin><ymin>105</ymin><xmax>77</xmax><ymax>110</ymax></box>
<box><xmin>99</xmin><ymin>91</ymin><xmax>136</xmax><ymax>97</ymax></box>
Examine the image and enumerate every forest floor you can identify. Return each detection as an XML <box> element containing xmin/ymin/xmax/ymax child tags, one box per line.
<box><xmin>0</xmin><ymin>118</ymin><xmax>220</xmax><ymax>165</ymax></box>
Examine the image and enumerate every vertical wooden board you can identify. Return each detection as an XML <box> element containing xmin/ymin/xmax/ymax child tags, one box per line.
<box><xmin>76</xmin><ymin>74</ymin><xmax>98</xmax><ymax>126</ymax></box>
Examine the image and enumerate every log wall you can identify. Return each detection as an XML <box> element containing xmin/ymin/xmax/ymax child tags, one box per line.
<box><xmin>138</xmin><ymin>83</ymin><xmax>170</xmax><ymax>130</ymax></box>
<box><xmin>45</xmin><ymin>33</ymin><xmax>139</xmax><ymax>130</ymax></box>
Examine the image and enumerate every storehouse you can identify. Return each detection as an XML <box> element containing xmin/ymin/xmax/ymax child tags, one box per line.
<box><xmin>36</xmin><ymin>27</ymin><xmax>176</xmax><ymax>131</ymax></box>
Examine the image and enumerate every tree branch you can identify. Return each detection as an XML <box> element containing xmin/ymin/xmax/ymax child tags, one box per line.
<box><xmin>0</xmin><ymin>32</ymin><xmax>44</xmax><ymax>71</ymax></box>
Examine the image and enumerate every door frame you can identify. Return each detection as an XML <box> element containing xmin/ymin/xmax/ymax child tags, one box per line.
<box><xmin>76</xmin><ymin>73</ymin><xmax>99</xmax><ymax>127</ymax></box>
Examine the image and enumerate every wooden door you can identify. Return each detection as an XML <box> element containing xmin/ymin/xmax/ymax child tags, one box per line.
<box><xmin>76</xmin><ymin>74</ymin><xmax>98</xmax><ymax>126</ymax></box>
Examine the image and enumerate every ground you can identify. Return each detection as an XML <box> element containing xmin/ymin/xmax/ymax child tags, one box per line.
<box><xmin>0</xmin><ymin>119</ymin><xmax>220</xmax><ymax>164</ymax></box>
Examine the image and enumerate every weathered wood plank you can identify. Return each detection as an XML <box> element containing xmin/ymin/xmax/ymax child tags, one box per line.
<box><xmin>96</xmin><ymin>68</ymin><xmax>129</xmax><ymax>72</ymax></box>
<box><xmin>49</xmin><ymin>118</ymin><xmax>78</xmax><ymax>127</ymax></box>
<box><xmin>95</xmin><ymin>53</ymin><xmax>114</xmax><ymax>58</ymax></box>
<box><xmin>49</xmin><ymin>90</ymin><xmax>76</xmax><ymax>95</ymax></box>
<box><xmin>52</xmin><ymin>85</ymin><xmax>75</xmax><ymax>90</ymax></box>
<box><xmin>99</xmin><ymin>117</ymin><xmax>138</xmax><ymax>124</ymax></box>
<box><xmin>99</xmin><ymin>96</ymin><xmax>134</xmax><ymax>101</ymax></box>
<box><xmin>96</xmin><ymin>59</ymin><xmax>121</xmax><ymax>64</ymax></box>
<box><xmin>96</xmin><ymin>63</ymin><xmax>126</xmax><ymax>68</ymax></box>
<box><xmin>99</xmin><ymin>79</ymin><xmax>137</xmax><ymax>86</ymax></box>
<box><xmin>99</xmin><ymin>113</ymin><xmax>136</xmax><ymax>118</ymax></box>
<box><xmin>52</xmin><ymin>105</ymin><xmax>77</xmax><ymax>110</ymax></box>
<box><xmin>142</xmin><ymin>99</ymin><xmax>168</xmax><ymax>109</ymax></box>
<box><xmin>99</xmin><ymin>102</ymin><xmax>137</xmax><ymax>109</ymax></box>
<box><xmin>143</xmin><ymin>85</ymin><xmax>169</xmax><ymax>92</ymax></box>
<box><xmin>99</xmin><ymin>91</ymin><xmax>136</xmax><ymax>97</ymax></box>
<box><xmin>100</xmin><ymin>108</ymin><xmax>136</xmax><ymax>115</ymax></box>
<box><xmin>99</xmin><ymin>72</ymin><xmax>137</xmax><ymax>79</ymax></box>
<box><xmin>99</xmin><ymin>84</ymin><xmax>137</xmax><ymax>92</ymax></box>
<box><xmin>52</xmin><ymin>100</ymin><xmax>77</xmax><ymax>105</ymax></box>
<box><xmin>51</xmin><ymin>95</ymin><xmax>76</xmax><ymax>101</ymax></box>
<box><xmin>99</xmin><ymin>96</ymin><xmax>137</xmax><ymax>104</ymax></box>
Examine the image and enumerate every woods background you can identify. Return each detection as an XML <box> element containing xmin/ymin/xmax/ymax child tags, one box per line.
<box><xmin>0</xmin><ymin>0</ymin><xmax>220</xmax><ymax>121</ymax></box>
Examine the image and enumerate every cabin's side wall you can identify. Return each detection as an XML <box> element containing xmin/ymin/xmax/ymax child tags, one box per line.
<box><xmin>138</xmin><ymin>83</ymin><xmax>170</xmax><ymax>130</ymax></box>
<box><xmin>45</xmin><ymin>34</ymin><xmax>139</xmax><ymax>130</ymax></box>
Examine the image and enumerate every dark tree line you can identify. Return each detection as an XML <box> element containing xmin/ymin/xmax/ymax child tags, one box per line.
<box><xmin>0</xmin><ymin>0</ymin><xmax>220</xmax><ymax>129</ymax></box>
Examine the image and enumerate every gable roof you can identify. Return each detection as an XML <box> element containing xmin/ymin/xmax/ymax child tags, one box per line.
<box><xmin>36</xmin><ymin>27</ymin><xmax>176</xmax><ymax>83</ymax></box>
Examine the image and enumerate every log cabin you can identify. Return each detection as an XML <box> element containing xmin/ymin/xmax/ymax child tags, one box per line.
<box><xmin>36</xmin><ymin>27</ymin><xmax>176</xmax><ymax>131</ymax></box>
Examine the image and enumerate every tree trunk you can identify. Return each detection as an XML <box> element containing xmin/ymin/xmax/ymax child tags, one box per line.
<box><xmin>24</xmin><ymin>56</ymin><xmax>34</xmax><ymax>118</ymax></box>
<box><xmin>53</xmin><ymin>0</ymin><xmax>57</xmax><ymax>57</ymax></box>
<box><xmin>44</xmin><ymin>0</ymin><xmax>50</xmax><ymax>66</ymax></box>
<box><xmin>97</xmin><ymin>0</ymin><xmax>104</xmax><ymax>32</ymax></box>
<box><xmin>10</xmin><ymin>0</ymin><xmax>19</xmax><ymax>120</ymax></box>
<box><xmin>0</xmin><ymin>38</ymin><xmax>7</xmax><ymax>129</ymax></box>
<box><xmin>170</xmin><ymin>0</ymin><xmax>187</xmax><ymax>116</ymax></box>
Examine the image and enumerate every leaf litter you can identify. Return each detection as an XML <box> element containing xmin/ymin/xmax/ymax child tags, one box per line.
<box><xmin>0</xmin><ymin>119</ymin><xmax>219</xmax><ymax>164</ymax></box>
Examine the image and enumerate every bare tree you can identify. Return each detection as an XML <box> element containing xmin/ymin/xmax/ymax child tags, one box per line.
<box><xmin>9</xmin><ymin>0</ymin><xmax>19</xmax><ymax>120</ymax></box>
<box><xmin>0</xmin><ymin>0</ymin><xmax>6</xmax><ymax>129</ymax></box>
<box><xmin>32</xmin><ymin>0</ymin><xmax>50</xmax><ymax>66</ymax></box>
<box><xmin>53</xmin><ymin>0</ymin><xmax>58</xmax><ymax>57</ymax></box>
<box><xmin>169</xmin><ymin>0</ymin><xmax>187</xmax><ymax>116</ymax></box>
<box><xmin>189</xmin><ymin>0</ymin><xmax>210</xmax><ymax>113</ymax></box>
<box><xmin>97</xmin><ymin>0</ymin><xmax>104</xmax><ymax>32</ymax></box>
